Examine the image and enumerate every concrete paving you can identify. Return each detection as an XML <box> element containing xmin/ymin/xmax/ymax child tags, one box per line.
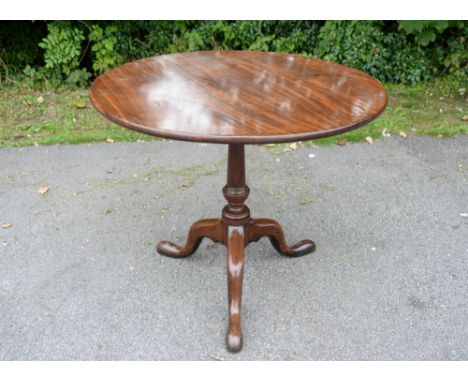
<box><xmin>0</xmin><ymin>136</ymin><xmax>467</xmax><ymax>360</ymax></box>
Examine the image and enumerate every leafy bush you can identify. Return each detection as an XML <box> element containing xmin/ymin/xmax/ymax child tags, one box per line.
<box><xmin>2</xmin><ymin>20</ymin><xmax>465</xmax><ymax>89</ymax></box>
<box><xmin>166</xmin><ymin>21</ymin><xmax>272</xmax><ymax>52</ymax></box>
<box><xmin>39</xmin><ymin>22</ymin><xmax>85</xmax><ymax>76</ymax></box>
<box><xmin>399</xmin><ymin>21</ymin><xmax>451</xmax><ymax>46</ymax></box>
<box><xmin>166</xmin><ymin>21</ymin><xmax>320</xmax><ymax>54</ymax></box>
<box><xmin>23</xmin><ymin>21</ymin><xmax>90</xmax><ymax>88</ymax></box>
<box><xmin>399</xmin><ymin>20</ymin><xmax>467</xmax><ymax>78</ymax></box>
<box><xmin>89</xmin><ymin>24</ymin><xmax>124</xmax><ymax>74</ymax></box>
<box><xmin>315</xmin><ymin>21</ymin><xmax>432</xmax><ymax>84</ymax></box>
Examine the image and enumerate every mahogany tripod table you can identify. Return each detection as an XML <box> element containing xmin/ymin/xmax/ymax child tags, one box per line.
<box><xmin>90</xmin><ymin>51</ymin><xmax>387</xmax><ymax>353</ymax></box>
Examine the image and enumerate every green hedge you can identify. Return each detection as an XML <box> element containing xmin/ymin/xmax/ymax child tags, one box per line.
<box><xmin>0</xmin><ymin>20</ymin><xmax>466</xmax><ymax>88</ymax></box>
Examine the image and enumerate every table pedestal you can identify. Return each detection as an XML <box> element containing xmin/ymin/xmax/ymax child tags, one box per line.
<box><xmin>156</xmin><ymin>144</ymin><xmax>316</xmax><ymax>352</ymax></box>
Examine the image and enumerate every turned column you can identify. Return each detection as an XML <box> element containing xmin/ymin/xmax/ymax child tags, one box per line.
<box><xmin>222</xmin><ymin>144</ymin><xmax>250</xmax><ymax>227</ymax></box>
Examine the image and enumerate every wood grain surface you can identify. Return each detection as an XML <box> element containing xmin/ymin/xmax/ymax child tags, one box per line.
<box><xmin>90</xmin><ymin>50</ymin><xmax>387</xmax><ymax>144</ymax></box>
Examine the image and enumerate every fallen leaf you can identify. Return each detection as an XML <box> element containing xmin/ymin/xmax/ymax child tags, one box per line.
<box><xmin>210</xmin><ymin>355</ymin><xmax>224</xmax><ymax>361</ymax></box>
<box><xmin>106</xmin><ymin>138</ymin><xmax>114</xmax><ymax>143</ymax></box>
<box><xmin>179</xmin><ymin>183</ymin><xmax>193</xmax><ymax>188</ymax></box>
<box><xmin>153</xmin><ymin>194</ymin><xmax>160</xmax><ymax>199</ymax></box>
<box><xmin>365</xmin><ymin>136</ymin><xmax>373</xmax><ymax>144</ymax></box>
<box><xmin>275</xmin><ymin>158</ymin><xmax>281</xmax><ymax>162</ymax></box>
<box><xmin>381</xmin><ymin>128</ymin><xmax>391</xmax><ymax>137</ymax></box>
<box><xmin>437</xmin><ymin>134</ymin><xmax>443</xmax><ymax>139</ymax></box>
<box><xmin>37</xmin><ymin>95</ymin><xmax>44</xmax><ymax>103</ymax></box>
<box><xmin>106</xmin><ymin>169</ymin><xmax>113</xmax><ymax>174</ymax></box>
<box><xmin>399</xmin><ymin>131</ymin><xmax>408</xmax><ymax>138</ymax></box>
<box><xmin>335</xmin><ymin>140</ymin><xmax>347</xmax><ymax>146</ymax></box>
<box><xmin>73</xmin><ymin>97</ymin><xmax>86</xmax><ymax>109</ymax></box>
<box><xmin>289</xmin><ymin>142</ymin><xmax>298</xmax><ymax>150</ymax></box>
<box><xmin>273</xmin><ymin>324</ymin><xmax>288</xmax><ymax>332</ymax></box>
<box><xmin>1</xmin><ymin>223</ymin><xmax>12</xmax><ymax>229</ymax></box>
<box><xmin>462</xmin><ymin>115</ymin><xmax>468</xmax><ymax>121</ymax></box>
<box><xmin>37</xmin><ymin>186</ymin><xmax>49</xmax><ymax>195</ymax></box>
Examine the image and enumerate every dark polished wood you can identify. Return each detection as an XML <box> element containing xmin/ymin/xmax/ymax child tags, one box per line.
<box><xmin>90</xmin><ymin>51</ymin><xmax>387</xmax><ymax>144</ymax></box>
<box><xmin>226</xmin><ymin>225</ymin><xmax>245</xmax><ymax>353</ymax></box>
<box><xmin>248</xmin><ymin>218</ymin><xmax>316</xmax><ymax>258</ymax></box>
<box><xmin>90</xmin><ymin>51</ymin><xmax>387</xmax><ymax>353</ymax></box>
<box><xmin>156</xmin><ymin>218</ymin><xmax>223</xmax><ymax>257</ymax></box>
<box><xmin>156</xmin><ymin>144</ymin><xmax>316</xmax><ymax>352</ymax></box>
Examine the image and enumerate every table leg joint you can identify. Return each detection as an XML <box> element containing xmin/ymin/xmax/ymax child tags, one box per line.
<box><xmin>156</xmin><ymin>218</ymin><xmax>224</xmax><ymax>258</ymax></box>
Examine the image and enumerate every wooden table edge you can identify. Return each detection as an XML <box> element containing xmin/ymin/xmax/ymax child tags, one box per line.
<box><xmin>89</xmin><ymin>87</ymin><xmax>388</xmax><ymax>144</ymax></box>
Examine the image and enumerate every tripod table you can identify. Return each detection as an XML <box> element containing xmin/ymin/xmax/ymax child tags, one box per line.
<box><xmin>90</xmin><ymin>50</ymin><xmax>387</xmax><ymax>353</ymax></box>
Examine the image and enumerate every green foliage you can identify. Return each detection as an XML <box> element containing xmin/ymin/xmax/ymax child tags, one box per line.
<box><xmin>24</xmin><ymin>21</ymin><xmax>90</xmax><ymax>88</ymax></box>
<box><xmin>166</xmin><ymin>21</ymin><xmax>265</xmax><ymax>52</ymax></box>
<box><xmin>316</xmin><ymin>21</ymin><xmax>388</xmax><ymax>76</ymax></box>
<box><xmin>273</xmin><ymin>30</ymin><xmax>311</xmax><ymax>53</ymax></box>
<box><xmin>64</xmin><ymin>68</ymin><xmax>91</xmax><ymax>88</ymax></box>
<box><xmin>39</xmin><ymin>22</ymin><xmax>84</xmax><ymax>75</ymax></box>
<box><xmin>1</xmin><ymin>20</ymin><xmax>465</xmax><ymax>89</ymax></box>
<box><xmin>224</xmin><ymin>21</ymin><xmax>262</xmax><ymax>49</ymax></box>
<box><xmin>22</xmin><ymin>65</ymin><xmax>47</xmax><ymax>87</ymax></box>
<box><xmin>164</xmin><ymin>20</ymin><xmax>321</xmax><ymax>55</ymax></box>
<box><xmin>390</xmin><ymin>44</ymin><xmax>431</xmax><ymax>84</ymax></box>
<box><xmin>443</xmin><ymin>33</ymin><xmax>468</xmax><ymax>76</ymax></box>
<box><xmin>316</xmin><ymin>21</ymin><xmax>432</xmax><ymax>84</ymax></box>
<box><xmin>398</xmin><ymin>20</ymin><xmax>467</xmax><ymax>78</ymax></box>
<box><xmin>89</xmin><ymin>25</ymin><xmax>124</xmax><ymax>74</ymax></box>
<box><xmin>399</xmin><ymin>21</ymin><xmax>450</xmax><ymax>45</ymax></box>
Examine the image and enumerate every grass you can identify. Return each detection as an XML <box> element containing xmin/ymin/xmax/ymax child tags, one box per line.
<box><xmin>308</xmin><ymin>77</ymin><xmax>468</xmax><ymax>145</ymax></box>
<box><xmin>0</xmin><ymin>86</ymin><xmax>146</xmax><ymax>148</ymax></box>
<box><xmin>0</xmin><ymin>77</ymin><xmax>466</xmax><ymax>148</ymax></box>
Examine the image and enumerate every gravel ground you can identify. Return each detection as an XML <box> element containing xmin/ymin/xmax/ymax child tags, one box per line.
<box><xmin>0</xmin><ymin>136</ymin><xmax>467</xmax><ymax>360</ymax></box>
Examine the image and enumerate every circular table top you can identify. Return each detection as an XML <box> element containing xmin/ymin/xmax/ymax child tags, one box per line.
<box><xmin>90</xmin><ymin>51</ymin><xmax>387</xmax><ymax>144</ymax></box>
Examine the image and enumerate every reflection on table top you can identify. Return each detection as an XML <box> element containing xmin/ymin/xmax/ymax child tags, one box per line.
<box><xmin>90</xmin><ymin>51</ymin><xmax>387</xmax><ymax>144</ymax></box>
